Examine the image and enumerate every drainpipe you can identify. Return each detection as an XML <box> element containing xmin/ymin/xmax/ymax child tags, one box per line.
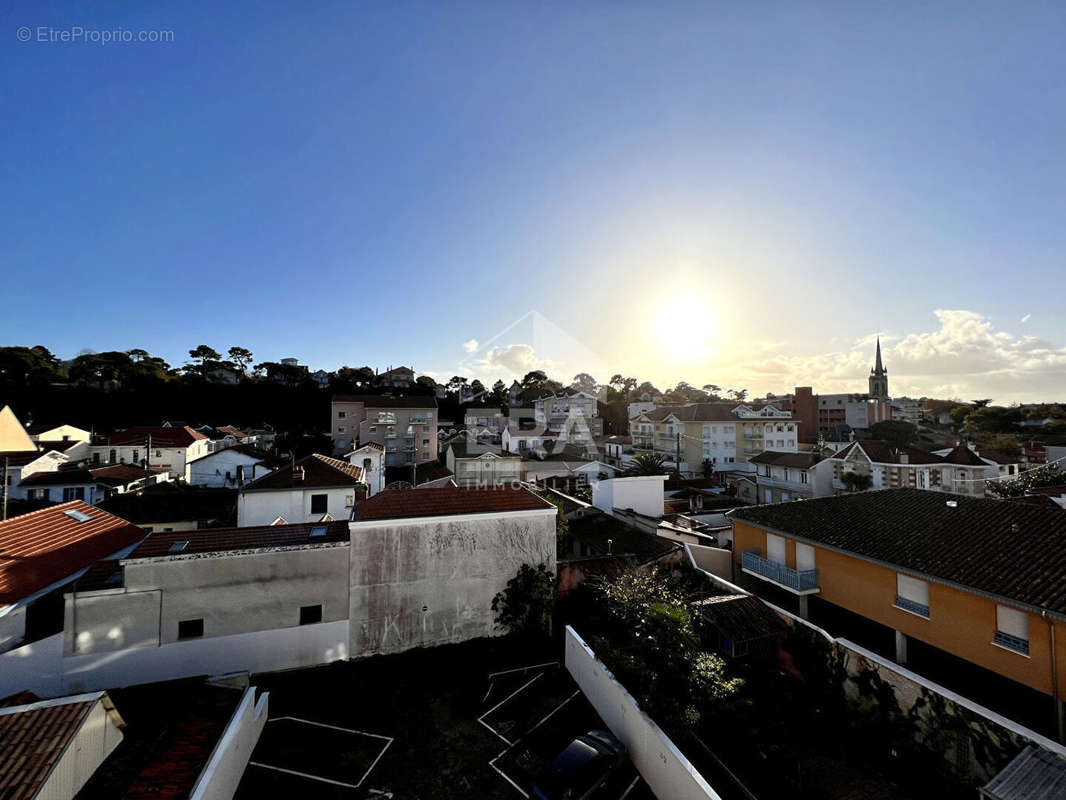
<box><xmin>1044</xmin><ymin>610</ymin><xmax>1064</xmax><ymax>743</ymax></box>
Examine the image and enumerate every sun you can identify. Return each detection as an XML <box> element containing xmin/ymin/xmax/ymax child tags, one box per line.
<box><xmin>654</xmin><ymin>295</ymin><xmax>714</xmax><ymax>363</ymax></box>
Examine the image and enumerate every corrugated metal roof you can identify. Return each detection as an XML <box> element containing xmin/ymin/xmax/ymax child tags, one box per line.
<box><xmin>982</xmin><ymin>745</ymin><xmax>1066</xmax><ymax>800</ymax></box>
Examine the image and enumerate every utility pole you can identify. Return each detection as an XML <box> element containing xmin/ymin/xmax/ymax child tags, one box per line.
<box><xmin>144</xmin><ymin>433</ymin><xmax>151</xmax><ymax>489</ymax></box>
<box><xmin>1</xmin><ymin>455</ymin><xmax>8</xmax><ymax>521</ymax></box>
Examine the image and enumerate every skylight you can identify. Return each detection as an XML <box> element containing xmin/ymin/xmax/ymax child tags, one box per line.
<box><xmin>64</xmin><ymin>509</ymin><xmax>91</xmax><ymax>523</ymax></box>
<box><xmin>168</xmin><ymin>541</ymin><xmax>189</xmax><ymax>553</ymax></box>
<box><xmin>310</xmin><ymin>526</ymin><xmax>327</xmax><ymax>538</ymax></box>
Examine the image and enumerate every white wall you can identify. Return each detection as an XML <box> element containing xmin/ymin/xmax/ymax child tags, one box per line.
<box><xmin>36</xmin><ymin>696</ymin><xmax>125</xmax><ymax>800</ymax></box>
<box><xmin>190</xmin><ymin>686</ymin><xmax>269</xmax><ymax>800</ymax></box>
<box><xmin>592</xmin><ymin>475</ymin><xmax>666</xmax><ymax>518</ymax></box>
<box><xmin>188</xmin><ymin>449</ymin><xmax>275</xmax><ymax>488</ymax></box>
<box><xmin>565</xmin><ymin>627</ymin><xmax>722</xmax><ymax>800</ymax></box>
<box><xmin>238</xmin><ymin>486</ymin><xmax>357</xmax><ymax>526</ymax></box>
<box><xmin>0</xmin><ymin>605</ymin><xmax>26</xmax><ymax>653</ymax></box>
<box><xmin>349</xmin><ymin>509</ymin><xmax>556</xmax><ymax>657</ymax></box>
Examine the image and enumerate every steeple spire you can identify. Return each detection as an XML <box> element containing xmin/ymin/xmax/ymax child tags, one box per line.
<box><xmin>875</xmin><ymin>336</ymin><xmax>883</xmax><ymax>372</ymax></box>
<box><xmin>869</xmin><ymin>336</ymin><xmax>888</xmax><ymax>399</ymax></box>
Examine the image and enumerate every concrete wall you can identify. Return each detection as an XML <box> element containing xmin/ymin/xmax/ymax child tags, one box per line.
<box><xmin>190</xmin><ymin>686</ymin><xmax>269</xmax><ymax>800</ymax></box>
<box><xmin>0</xmin><ymin>606</ymin><xmax>26</xmax><ymax>653</ymax></box>
<box><xmin>565</xmin><ymin>626</ymin><xmax>722</xmax><ymax>800</ymax></box>
<box><xmin>119</xmin><ymin>545</ymin><xmax>350</xmax><ymax>644</ymax></box>
<box><xmin>732</xmin><ymin>520</ymin><xmax>1066</xmax><ymax>699</ymax></box>
<box><xmin>238</xmin><ymin>487</ymin><xmax>358</xmax><ymax>526</ymax></box>
<box><xmin>65</xmin><ymin>589</ymin><xmax>162</xmax><ymax>655</ymax></box>
<box><xmin>349</xmin><ymin>509</ymin><xmax>556</xmax><ymax>656</ymax></box>
<box><xmin>685</xmin><ymin>542</ymin><xmax>733</xmax><ymax>580</ymax></box>
<box><xmin>593</xmin><ymin>475</ymin><xmax>666</xmax><ymax>518</ymax></box>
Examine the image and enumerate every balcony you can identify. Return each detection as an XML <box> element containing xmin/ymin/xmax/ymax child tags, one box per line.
<box><xmin>742</xmin><ymin>550</ymin><xmax>819</xmax><ymax>594</ymax></box>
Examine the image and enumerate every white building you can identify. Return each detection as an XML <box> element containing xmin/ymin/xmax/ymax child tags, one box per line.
<box><xmin>187</xmin><ymin>445</ymin><xmax>281</xmax><ymax>488</ymax></box>
<box><xmin>27</xmin><ymin>423</ymin><xmax>92</xmax><ymax>443</ymax></box>
<box><xmin>237</xmin><ymin>453</ymin><xmax>367</xmax><ymax>526</ymax></box>
<box><xmin>346</xmin><ymin>442</ymin><xmax>386</xmax><ymax>496</ymax></box>
<box><xmin>88</xmin><ymin>426</ymin><xmax>212</xmax><ymax>480</ymax></box>
<box><xmin>592</xmin><ymin>475</ymin><xmax>667</xmax><ymax>519</ymax></box>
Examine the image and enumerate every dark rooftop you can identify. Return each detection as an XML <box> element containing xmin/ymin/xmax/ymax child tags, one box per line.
<box><xmin>694</xmin><ymin>594</ymin><xmax>790</xmax><ymax>641</ymax></box>
<box><xmin>353</xmin><ymin>486</ymin><xmax>553</xmax><ymax>522</ymax></box>
<box><xmin>125</xmin><ymin>520</ymin><xmax>351</xmax><ymax>559</ymax></box>
<box><xmin>98</xmin><ymin>485</ymin><xmax>237</xmax><ymax>526</ymax></box>
<box><xmin>729</xmin><ymin>488</ymin><xmax>1066</xmax><ymax>616</ymax></box>
<box><xmin>241</xmin><ymin>453</ymin><xmax>363</xmax><ymax>490</ymax></box>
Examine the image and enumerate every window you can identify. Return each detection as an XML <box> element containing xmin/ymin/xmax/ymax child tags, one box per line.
<box><xmin>62</xmin><ymin>487</ymin><xmax>85</xmax><ymax>501</ymax></box>
<box><xmin>132</xmin><ymin>450</ymin><xmax>139</xmax><ymax>464</ymax></box>
<box><xmin>178</xmin><ymin>618</ymin><xmax>204</xmax><ymax>639</ymax></box>
<box><xmin>338</xmin><ymin>411</ymin><xmax>347</xmax><ymax>418</ymax></box>
<box><xmin>310</xmin><ymin>494</ymin><xmax>328</xmax><ymax>514</ymax></box>
<box><xmin>169</xmin><ymin>540</ymin><xmax>189</xmax><ymax>553</ymax></box>
<box><xmin>895</xmin><ymin>574</ymin><xmax>930</xmax><ymax>617</ymax></box>
<box><xmin>40</xmin><ymin>488</ymin><xmax>50</xmax><ymax>501</ymax></box>
<box><xmin>92</xmin><ymin>452</ymin><xmax>101</xmax><ymax>465</ymax></box>
<box><xmin>109</xmin><ymin>449</ymin><xmax>117</xmax><ymax>463</ymax></box>
<box><xmin>300</xmin><ymin>605</ymin><xmax>323</xmax><ymax>625</ymax></box>
<box><xmin>995</xmin><ymin>605</ymin><xmax>1029</xmax><ymax>654</ymax></box>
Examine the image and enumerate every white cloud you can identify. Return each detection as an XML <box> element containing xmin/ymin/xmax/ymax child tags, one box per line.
<box><xmin>1021</xmin><ymin>313</ymin><xmax>1031</xmax><ymax>323</ymax></box>
<box><xmin>474</xmin><ymin>343</ymin><xmax>558</xmax><ymax>377</ymax></box>
<box><xmin>732</xmin><ymin>310</ymin><xmax>1066</xmax><ymax>403</ymax></box>
<box><xmin>463</xmin><ymin>339</ymin><xmax>479</xmax><ymax>353</ymax></box>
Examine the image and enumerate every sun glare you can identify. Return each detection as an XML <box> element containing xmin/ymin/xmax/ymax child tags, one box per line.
<box><xmin>654</xmin><ymin>295</ymin><xmax>714</xmax><ymax>363</ymax></box>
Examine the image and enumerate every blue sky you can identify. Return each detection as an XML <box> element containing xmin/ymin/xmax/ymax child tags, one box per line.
<box><xmin>2</xmin><ymin>1</ymin><xmax>1065</xmax><ymax>400</ymax></box>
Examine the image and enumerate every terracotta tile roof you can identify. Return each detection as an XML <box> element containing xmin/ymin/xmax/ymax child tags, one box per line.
<box><xmin>98</xmin><ymin>485</ymin><xmax>237</xmax><ymax>526</ymax></box>
<box><xmin>331</xmin><ymin>394</ymin><xmax>437</xmax><ymax>408</ymax></box>
<box><xmin>729</xmin><ymin>488</ymin><xmax>1066</xmax><ymax>615</ymax></box>
<box><xmin>0</xmin><ymin>693</ymin><xmax>108</xmax><ymax>800</ymax></box>
<box><xmin>0</xmin><ymin>449</ymin><xmax>58</xmax><ymax>467</ymax></box>
<box><xmin>214</xmin><ymin>426</ymin><xmax>249</xmax><ymax>438</ymax></box>
<box><xmin>125</xmin><ymin>520</ymin><xmax>351</xmax><ymax>559</ymax></box>
<box><xmin>749</xmin><ymin>451</ymin><xmax>822</xmax><ymax>468</ymax></box>
<box><xmin>241</xmin><ymin>453</ymin><xmax>363</xmax><ymax>490</ymax></box>
<box><xmin>102</xmin><ymin>426</ymin><xmax>208</xmax><ymax>448</ymax></box>
<box><xmin>833</xmin><ymin>441</ymin><xmax>950</xmax><ymax>465</ymax></box>
<box><xmin>694</xmin><ymin>594</ymin><xmax>790</xmax><ymax>641</ymax></box>
<box><xmin>89</xmin><ymin>464</ymin><xmax>169</xmax><ymax>487</ymax></box>
<box><xmin>353</xmin><ymin>486</ymin><xmax>553</xmax><ymax>522</ymax></box>
<box><xmin>17</xmin><ymin>469</ymin><xmax>95</xmax><ymax>487</ymax></box>
<box><xmin>0</xmin><ymin>501</ymin><xmax>146</xmax><ymax>607</ymax></box>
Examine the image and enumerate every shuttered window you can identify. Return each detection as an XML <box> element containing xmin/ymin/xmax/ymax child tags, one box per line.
<box><xmin>895</xmin><ymin>574</ymin><xmax>930</xmax><ymax>617</ymax></box>
<box><xmin>994</xmin><ymin>605</ymin><xmax>1029</xmax><ymax>654</ymax></box>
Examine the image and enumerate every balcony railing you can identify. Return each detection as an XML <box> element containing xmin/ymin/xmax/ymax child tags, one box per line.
<box><xmin>894</xmin><ymin>596</ymin><xmax>930</xmax><ymax>618</ymax></box>
<box><xmin>993</xmin><ymin>631</ymin><xmax>1029</xmax><ymax>655</ymax></box>
<box><xmin>742</xmin><ymin>550</ymin><xmax>819</xmax><ymax>593</ymax></box>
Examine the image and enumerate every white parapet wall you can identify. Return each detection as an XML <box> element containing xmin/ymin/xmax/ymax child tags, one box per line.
<box><xmin>190</xmin><ymin>685</ymin><xmax>269</xmax><ymax>800</ymax></box>
<box><xmin>0</xmin><ymin>620</ymin><xmax>348</xmax><ymax>699</ymax></box>
<box><xmin>564</xmin><ymin>626</ymin><xmax>722</xmax><ymax>800</ymax></box>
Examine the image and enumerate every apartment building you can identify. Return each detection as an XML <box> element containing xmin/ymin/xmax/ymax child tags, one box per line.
<box><xmin>445</xmin><ymin>438</ymin><xmax>522</xmax><ymax>487</ymax></box>
<box><xmin>729</xmin><ymin>489</ymin><xmax>1066</xmax><ymax>737</ymax></box>
<box><xmin>533</xmin><ymin>391</ymin><xmax>603</xmax><ymax>442</ymax></box>
<box><xmin>830</xmin><ymin>441</ymin><xmax>989</xmax><ymax>497</ymax></box>
<box><xmin>330</xmin><ymin>395</ymin><xmax>438</xmax><ymax>466</ymax></box>
<box><xmin>631</xmin><ymin>403</ymin><xmax>798</xmax><ymax>475</ymax></box>
<box><xmin>748</xmin><ymin>451</ymin><xmax>833</xmax><ymax>503</ymax></box>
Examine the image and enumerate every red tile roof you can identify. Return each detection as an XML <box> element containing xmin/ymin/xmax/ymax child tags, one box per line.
<box><xmin>353</xmin><ymin>486</ymin><xmax>553</xmax><ymax>522</ymax></box>
<box><xmin>17</xmin><ymin>469</ymin><xmax>95</xmax><ymax>487</ymax></box>
<box><xmin>102</xmin><ymin>426</ymin><xmax>208</xmax><ymax>448</ymax></box>
<box><xmin>0</xmin><ymin>694</ymin><xmax>106</xmax><ymax>800</ymax></box>
<box><xmin>126</xmin><ymin>520</ymin><xmax>351</xmax><ymax>559</ymax></box>
<box><xmin>89</xmin><ymin>464</ymin><xmax>169</xmax><ymax>486</ymax></box>
<box><xmin>0</xmin><ymin>501</ymin><xmax>146</xmax><ymax>607</ymax></box>
<box><xmin>241</xmin><ymin>453</ymin><xmax>364</xmax><ymax>490</ymax></box>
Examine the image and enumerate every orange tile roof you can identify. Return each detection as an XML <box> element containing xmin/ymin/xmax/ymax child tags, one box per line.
<box><xmin>0</xmin><ymin>694</ymin><xmax>102</xmax><ymax>800</ymax></box>
<box><xmin>0</xmin><ymin>501</ymin><xmax>146</xmax><ymax>607</ymax></box>
<box><xmin>353</xmin><ymin>486</ymin><xmax>553</xmax><ymax>522</ymax></box>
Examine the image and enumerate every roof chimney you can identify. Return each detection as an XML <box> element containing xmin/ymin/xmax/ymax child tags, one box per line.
<box><xmin>294</xmin><ymin>466</ymin><xmax>305</xmax><ymax>482</ymax></box>
<box><xmin>1010</xmin><ymin>522</ymin><xmax>1020</xmax><ymax>534</ymax></box>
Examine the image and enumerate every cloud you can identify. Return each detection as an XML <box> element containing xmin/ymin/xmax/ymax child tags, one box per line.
<box><xmin>462</xmin><ymin>339</ymin><xmax>479</xmax><ymax>353</ymax></box>
<box><xmin>472</xmin><ymin>343</ymin><xmax>558</xmax><ymax>378</ymax></box>
<box><xmin>1021</xmin><ymin>313</ymin><xmax>1031</xmax><ymax>323</ymax></box>
<box><xmin>732</xmin><ymin>310</ymin><xmax>1066</xmax><ymax>403</ymax></box>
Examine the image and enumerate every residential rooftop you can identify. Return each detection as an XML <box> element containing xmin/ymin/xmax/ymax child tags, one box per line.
<box><xmin>0</xmin><ymin>501</ymin><xmax>146</xmax><ymax>607</ymax></box>
<box><xmin>729</xmin><ymin>487</ymin><xmax>1066</xmax><ymax>616</ymax></box>
<box><xmin>99</xmin><ymin>426</ymin><xmax>208</xmax><ymax>448</ymax></box>
<box><xmin>241</xmin><ymin>453</ymin><xmax>363</xmax><ymax>490</ymax></box>
<box><xmin>122</xmin><ymin>519</ymin><xmax>351</xmax><ymax>560</ymax></box>
<box><xmin>331</xmin><ymin>394</ymin><xmax>437</xmax><ymax>408</ymax></box>
<box><xmin>352</xmin><ymin>486</ymin><xmax>554</xmax><ymax>522</ymax></box>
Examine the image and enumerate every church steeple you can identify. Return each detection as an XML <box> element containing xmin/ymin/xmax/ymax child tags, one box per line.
<box><xmin>869</xmin><ymin>337</ymin><xmax>889</xmax><ymax>399</ymax></box>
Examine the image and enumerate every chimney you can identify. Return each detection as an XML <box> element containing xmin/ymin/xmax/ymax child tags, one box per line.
<box><xmin>1010</xmin><ymin>522</ymin><xmax>1020</xmax><ymax>534</ymax></box>
<box><xmin>293</xmin><ymin>466</ymin><xmax>305</xmax><ymax>482</ymax></box>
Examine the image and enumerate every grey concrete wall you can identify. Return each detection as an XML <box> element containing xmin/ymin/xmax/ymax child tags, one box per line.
<box><xmin>0</xmin><ymin>606</ymin><xmax>26</xmax><ymax>653</ymax></box>
<box><xmin>349</xmin><ymin>510</ymin><xmax>556</xmax><ymax>656</ymax></box>
<box><xmin>123</xmin><ymin>545</ymin><xmax>350</xmax><ymax>643</ymax></box>
<box><xmin>64</xmin><ymin>590</ymin><xmax>161</xmax><ymax>655</ymax></box>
